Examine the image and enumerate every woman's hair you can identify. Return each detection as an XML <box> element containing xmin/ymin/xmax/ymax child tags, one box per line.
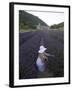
<box><xmin>38</xmin><ymin>53</ymin><xmax>48</xmax><ymax>62</ymax></box>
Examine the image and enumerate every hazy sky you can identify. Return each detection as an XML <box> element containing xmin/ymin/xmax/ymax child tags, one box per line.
<box><xmin>26</xmin><ymin>10</ymin><xmax>64</xmax><ymax>26</ymax></box>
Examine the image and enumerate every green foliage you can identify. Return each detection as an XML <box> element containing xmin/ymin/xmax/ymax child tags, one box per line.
<box><xmin>19</xmin><ymin>10</ymin><xmax>48</xmax><ymax>31</ymax></box>
<box><xmin>50</xmin><ymin>22</ymin><xmax>64</xmax><ymax>29</ymax></box>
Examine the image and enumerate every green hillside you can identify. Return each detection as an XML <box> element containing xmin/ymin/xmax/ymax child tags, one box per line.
<box><xmin>50</xmin><ymin>22</ymin><xmax>64</xmax><ymax>30</ymax></box>
<box><xmin>19</xmin><ymin>10</ymin><xmax>48</xmax><ymax>32</ymax></box>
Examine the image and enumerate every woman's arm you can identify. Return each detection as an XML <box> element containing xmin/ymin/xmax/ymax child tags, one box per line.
<box><xmin>44</xmin><ymin>52</ymin><xmax>55</xmax><ymax>57</ymax></box>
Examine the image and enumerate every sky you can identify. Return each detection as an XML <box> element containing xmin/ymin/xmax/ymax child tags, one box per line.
<box><xmin>26</xmin><ymin>10</ymin><xmax>64</xmax><ymax>26</ymax></box>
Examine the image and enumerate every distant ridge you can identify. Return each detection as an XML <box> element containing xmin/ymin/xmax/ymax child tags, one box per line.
<box><xmin>50</xmin><ymin>22</ymin><xmax>64</xmax><ymax>29</ymax></box>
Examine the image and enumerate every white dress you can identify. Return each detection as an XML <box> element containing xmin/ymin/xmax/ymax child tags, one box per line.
<box><xmin>36</xmin><ymin>57</ymin><xmax>46</xmax><ymax>72</ymax></box>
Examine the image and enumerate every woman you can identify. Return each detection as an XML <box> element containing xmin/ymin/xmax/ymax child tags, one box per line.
<box><xmin>36</xmin><ymin>45</ymin><xmax>49</xmax><ymax>72</ymax></box>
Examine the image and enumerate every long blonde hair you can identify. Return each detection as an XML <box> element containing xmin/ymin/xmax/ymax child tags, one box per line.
<box><xmin>38</xmin><ymin>53</ymin><xmax>48</xmax><ymax>62</ymax></box>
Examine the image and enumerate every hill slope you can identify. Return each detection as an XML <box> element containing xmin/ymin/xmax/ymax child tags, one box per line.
<box><xmin>50</xmin><ymin>22</ymin><xmax>64</xmax><ymax>30</ymax></box>
<box><xmin>19</xmin><ymin>10</ymin><xmax>48</xmax><ymax>31</ymax></box>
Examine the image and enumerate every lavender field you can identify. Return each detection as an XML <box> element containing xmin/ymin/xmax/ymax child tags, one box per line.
<box><xmin>19</xmin><ymin>29</ymin><xmax>64</xmax><ymax>79</ymax></box>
